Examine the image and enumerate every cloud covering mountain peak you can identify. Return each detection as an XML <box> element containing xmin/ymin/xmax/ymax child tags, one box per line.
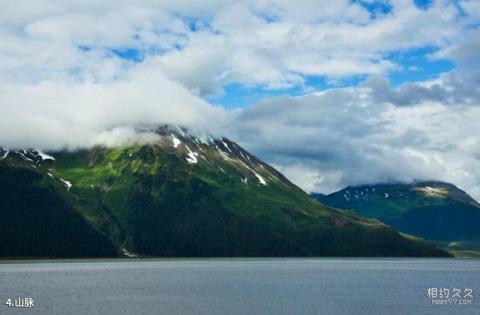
<box><xmin>1</xmin><ymin>0</ymin><xmax>479</xmax><ymax>200</ymax></box>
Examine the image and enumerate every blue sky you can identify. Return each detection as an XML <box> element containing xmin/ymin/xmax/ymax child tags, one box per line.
<box><xmin>101</xmin><ymin>0</ymin><xmax>459</xmax><ymax>109</ymax></box>
<box><xmin>208</xmin><ymin>0</ymin><xmax>456</xmax><ymax>108</ymax></box>
<box><xmin>208</xmin><ymin>46</ymin><xmax>456</xmax><ymax>108</ymax></box>
<box><xmin>105</xmin><ymin>42</ymin><xmax>457</xmax><ymax>109</ymax></box>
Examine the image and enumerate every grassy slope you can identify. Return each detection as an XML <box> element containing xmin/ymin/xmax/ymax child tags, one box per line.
<box><xmin>48</xmin><ymin>144</ymin><xmax>448</xmax><ymax>257</ymax></box>
<box><xmin>0</xmin><ymin>162</ymin><xmax>117</xmax><ymax>257</ymax></box>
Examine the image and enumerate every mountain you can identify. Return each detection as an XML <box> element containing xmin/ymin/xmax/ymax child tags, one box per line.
<box><xmin>0</xmin><ymin>127</ymin><xmax>449</xmax><ymax>258</ymax></box>
<box><xmin>312</xmin><ymin>182</ymin><xmax>480</xmax><ymax>253</ymax></box>
<box><xmin>0</xmin><ymin>148</ymin><xmax>117</xmax><ymax>257</ymax></box>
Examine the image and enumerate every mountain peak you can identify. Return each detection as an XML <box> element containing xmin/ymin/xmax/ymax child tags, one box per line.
<box><xmin>0</xmin><ymin>133</ymin><xmax>450</xmax><ymax>257</ymax></box>
<box><xmin>312</xmin><ymin>181</ymin><xmax>480</xmax><ymax>245</ymax></box>
<box><xmin>1</xmin><ymin>127</ymin><xmax>291</xmax><ymax>191</ymax></box>
<box><xmin>0</xmin><ymin>148</ymin><xmax>55</xmax><ymax>164</ymax></box>
<box><xmin>336</xmin><ymin>181</ymin><xmax>478</xmax><ymax>206</ymax></box>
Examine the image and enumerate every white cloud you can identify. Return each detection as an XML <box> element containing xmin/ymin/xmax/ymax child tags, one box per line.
<box><xmin>459</xmin><ymin>0</ymin><xmax>480</xmax><ymax>21</ymax></box>
<box><xmin>0</xmin><ymin>66</ymin><xmax>228</xmax><ymax>150</ymax></box>
<box><xmin>0</xmin><ymin>0</ymin><xmax>468</xmax><ymax>89</ymax></box>
<box><xmin>230</xmin><ymin>76</ymin><xmax>480</xmax><ymax>200</ymax></box>
<box><xmin>175</xmin><ymin>0</ymin><xmax>463</xmax><ymax>89</ymax></box>
<box><xmin>0</xmin><ymin>0</ymin><xmax>479</xmax><ymax>201</ymax></box>
<box><xmin>91</xmin><ymin>127</ymin><xmax>162</xmax><ymax>147</ymax></box>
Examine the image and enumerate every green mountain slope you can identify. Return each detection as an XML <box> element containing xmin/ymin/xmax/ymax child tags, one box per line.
<box><xmin>0</xmin><ymin>161</ymin><xmax>117</xmax><ymax>257</ymax></box>
<box><xmin>0</xmin><ymin>129</ymin><xmax>450</xmax><ymax>257</ymax></box>
<box><xmin>312</xmin><ymin>182</ymin><xmax>480</xmax><ymax>248</ymax></box>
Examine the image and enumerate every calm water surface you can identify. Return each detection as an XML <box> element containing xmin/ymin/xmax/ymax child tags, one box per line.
<box><xmin>0</xmin><ymin>258</ymin><xmax>479</xmax><ymax>315</ymax></box>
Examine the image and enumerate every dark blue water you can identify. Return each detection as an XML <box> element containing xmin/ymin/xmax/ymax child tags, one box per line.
<box><xmin>0</xmin><ymin>258</ymin><xmax>478</xmax><ymax>314</ymax></box>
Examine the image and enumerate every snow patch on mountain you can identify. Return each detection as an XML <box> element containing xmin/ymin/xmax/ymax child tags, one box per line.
<box><xmin>240</xmin><ymin>161</ymin><xmax>267</xmax><ymax>186</ymax></box>
<box><xmin>36</xmin><ymin>150</ymin><xmax>55</xmax><ymax>161</ymax></box>
<box><xmin>221</xmin><ymin>140</ymin><xmax>232</xmax><ymax>153</ymax></box>
<box><xmin>60</xmin><ymin>178</ymin><xmax>72</xmax><ymax>190</ymax></box>
<box><xmin>185</xmin><ymin>145</ymin><xmax>198</xmax><ymax>164</ymax></box>
<box><xmin>171</xmin><ymin>134</ymin><xmax>181</xmax><ymax>149</ymax></box>
<box><xmin>0</xmin><ymin>149</ymin><xmax>9</xmax><ymax>159</ymax></box>
<box><xmin>18</xmin><ymin>150</ymin><xmax>34</xmax><ymax>162</ymax></box>
<box><xmin>254</xmin><ymin>172</ymin><xmax>267</xmax><ymax>185</ymax></box>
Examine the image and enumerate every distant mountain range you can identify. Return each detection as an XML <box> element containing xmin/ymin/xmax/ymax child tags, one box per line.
<box><xmin>0</xmin><ymin>127</ymin><xmax>449</xmax><ymax>258</ymax></box>
<box><xmin>312</xmin><ymin>182</ymin><xmax>480</xmax><ymax>255</ymax></box>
